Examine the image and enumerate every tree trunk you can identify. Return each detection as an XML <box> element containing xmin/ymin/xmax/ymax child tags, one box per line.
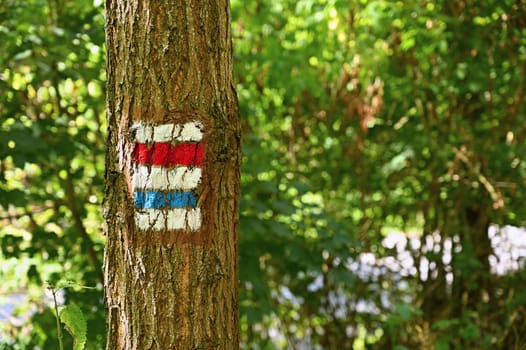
<box><xmin>103</xmin><ymin>1</ymin><xmax>240</xmax><ymax>349</ymax></box>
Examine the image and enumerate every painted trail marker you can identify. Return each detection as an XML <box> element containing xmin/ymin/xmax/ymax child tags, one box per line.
<box><xmin>132</xmin><ymin>121</ymin><xmax>204</xmax><ymax>232</ymax></box>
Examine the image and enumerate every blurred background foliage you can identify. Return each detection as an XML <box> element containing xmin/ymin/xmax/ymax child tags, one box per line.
<box><xmin>1</xmin><ymin>0</ymin><xmax>525</xmax><ymax>349</ymax></box>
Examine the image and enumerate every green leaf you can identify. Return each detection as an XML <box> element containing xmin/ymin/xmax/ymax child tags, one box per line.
<box><xmin>395</xmin><ymin>303</ymin><xmax>413</xmax><ymax>321</ymax></box>
<box><xmin>60</xmin><ymin>304</ymin><xmax>87</xmax><ymax>350</ymax></box>
<box><xmin>432</xmin><ymin>318</ymin><xmax>460</xmax><ymax>331</ymax></box>
<box><xmin>459</xmin><ymin>323</ymin><xmax>479</xmax><ymax>341</ymax></box>
<box><xmin>436</xmin><ymin>337</ymin><xmax>451</xmax><ymax>350</ymax></box>
<box><xmin>393</xmin><ymin>346</ymin><xmax>410</xmax><ymax>350</ymax></box>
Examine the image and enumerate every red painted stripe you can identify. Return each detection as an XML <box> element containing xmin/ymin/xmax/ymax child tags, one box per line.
<box><xmin>133</xmin><ymin>142</ymin><xmax>203</xmax><ymax>166</ymax></box>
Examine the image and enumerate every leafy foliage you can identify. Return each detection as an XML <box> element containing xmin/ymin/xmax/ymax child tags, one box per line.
<box><xmin>232</xmin><ymin>0</ymin><xmax>526</xmax><ymax>348</ymax></box>
<box><xmin>0</xmin><ymin>0</ymin><xmax>105</xmax><ymax>348</ymax></box>
<box><xmin>1</xmin><ymin>0</ymin><xmax>525</xmax><ymax>349</ymax></box>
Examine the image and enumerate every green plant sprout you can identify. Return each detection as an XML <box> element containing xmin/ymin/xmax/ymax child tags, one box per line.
<box><xmin>47</xmin><ymin>281</ymin><xmax>93</xmax><ymax>350</ymax></box>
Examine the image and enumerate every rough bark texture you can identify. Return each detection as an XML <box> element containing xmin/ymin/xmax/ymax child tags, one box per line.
<box><xmin>103</xmin><ymin>1</ymin><xmax>240</xmax><ymax>349</ymax></box>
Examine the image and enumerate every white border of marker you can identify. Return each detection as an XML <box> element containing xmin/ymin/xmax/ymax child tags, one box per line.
<box><xmin>133</xmin><ymin>166</ymin><xmax>202</xmax><ymax>191</ymax></box>
<box><xmin>135</xmin><ymin>208</ymin><xmax>202</xmax><ymax>231</ymax></box>
<box><xmin>133</xmin><ymin>121</ymin><xmax>203</xmax><ymax>143</ymax></box>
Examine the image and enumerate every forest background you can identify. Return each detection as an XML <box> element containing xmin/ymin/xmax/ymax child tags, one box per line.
<box><xmin>1</xmin><ymin>0</ymin><xmax>525</xmax><ymax>349</ymax></box>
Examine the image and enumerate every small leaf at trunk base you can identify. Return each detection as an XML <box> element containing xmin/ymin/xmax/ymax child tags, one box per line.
<box><xmin>60</xmin><ymin>304</ymin><xmax>87</xmax><ymax>350</ymax></box>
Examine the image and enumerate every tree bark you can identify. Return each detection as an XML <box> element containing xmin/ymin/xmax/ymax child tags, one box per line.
<box><xmin>103</xmin><ymin>1</ymin><xmax>240</xmax><ymax>349</ymax></box>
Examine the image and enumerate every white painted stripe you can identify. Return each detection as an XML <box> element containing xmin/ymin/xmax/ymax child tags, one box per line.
<box><xmin>166</xmin><ymin>208</ymin><xmax>202</xmax><ymax>231</ymax></box>
<box><xmin>135</xmin><ymin>208</ymin><xmax>202</xmax><ymax>231</ymax></box>
<box><xmin>186</xmin><ymin>208</ymin><xmax>202</xmax><ymax>231</ymax></box>
<box><xmin>133</xmin><ymin>121</ymin><xmax>203</xmax><ymax>143</ymax></box>
<box><xmin>136</xmin><ymin>209</ymin><xmax>166</xmax><ymax>231</ymax></box>
<box><xmin>133</xmin><ymin>166</ymin><xmax>202</xmax><ymax>191</ymax></box>
<box><xmin>179</xmin><ymin>122</ymin><xmax>203</xmax><ymax>142</ymax></box>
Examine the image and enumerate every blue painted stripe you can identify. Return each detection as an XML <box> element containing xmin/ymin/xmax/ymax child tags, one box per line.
<box><xmin>134</xmin><ymin>191</ymin><xmax>197</xmax><ymax>209</ymax></box>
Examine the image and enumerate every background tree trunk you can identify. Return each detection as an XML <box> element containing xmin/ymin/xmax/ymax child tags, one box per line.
<box><xmin>103</xmin><ymin>1</ymin><xmax>240</xmax><ymax>349</ymax></box>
